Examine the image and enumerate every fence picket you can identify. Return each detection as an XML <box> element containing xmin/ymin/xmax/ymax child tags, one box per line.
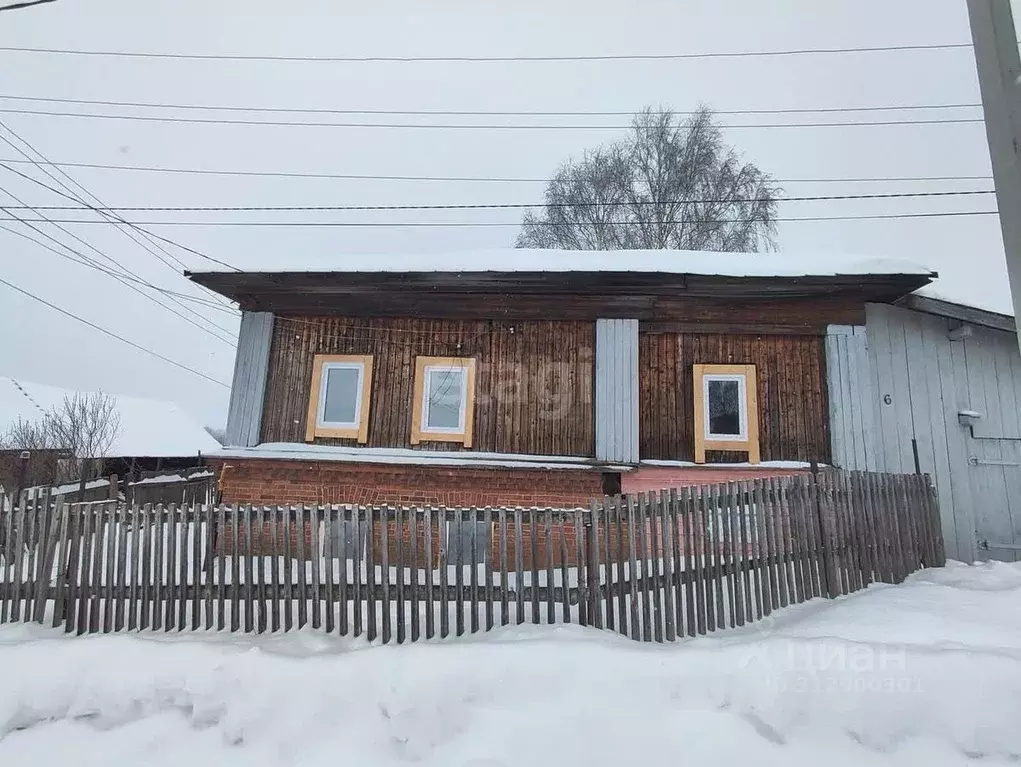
<box><xmin>310</xmin><ymin>505</ymin><xmax>323</xmax><ymax>632</ymax></box>
<box><xmin>34</xmin><ymin>496</ymin><xmax>59</xmax><ymax>625</ymax></box>
<box><xmin>624</xmin><ymin>495</ymin><xmax>640</xmax><ymax>640</ymax></box>
<box><xmin>251</xmin><ymin>506</ymin><xmax>263</xmax><ymax>633</ymax></box>
<box><xmin>544</xmin><ymin>508</ymin><xmax>555</xmax><ymax>625</ymax></box>
<box><xmin>23</xmin><ymin>493</ymin><xmax>37</xmax><ymax>624</ymax></box>
<box><xmin>350</xmin><ymin>505</ymin><xmax>360</xmax><ymax>637</ymax></box>
<box><xmin>727</xmin><ymin>483</ymin><xmax>745</xmax><ymax>628</ymax></box>
<box><xmin>77</xmin><ymin>504</ymin><xmax>96</xmax><ymax>636</ymax></box>
<box><xmin>177</xmin><ymin>505</ymin><xmax>190</xmax><ymax>631</ymax></box>
<box><xmin>662</xmin><ymin>491</ymin><xmax>676</xmax><ymax>642</ymax></box>
<box><xmin>424</xmin><ymin>506</ymin><xmax>434</xmax><ymax>639</ymax></box>
<box><xmin>381</xmin><ymin>506</ymin><xmax>392</xmax><ymax>643</ymax></box>
<box><xmin>0</xmin><ymin>497</ymin><xmax>12</xmax><ymax>624</ymax></box>
<box><xmin>498</xmin><ymin>508</ymin><xmax>508</xmax><ymax>627</ymax></box>
<box><xmin>633</xmin><ymin>494</ymin><xmax>649</xmax><ymax>641</ymax></box>
<box><xmin>338</xmin><ymin>506</ymin><xmax>350</xmax><ymax>637</ymax></box>
<box><xmin>486</xmin><ymin>507</ymin><xmax>496</xmax><ymax>631</ymax></box>
<box><xmin>439</xmin><ymin>506</ymin><xmax>449</xmax><ymax>638</ymax></box>
<box><xmin>203</xmin><ymin>504</ymin><xmax>214</xmax><ymax>630</ymax></box>
<box><xmin>10</xmin><ymin>500</ymin><xmax>26</xmax><ymax>623</ymax></box>
<box><xmin>859</xmin><ymin>473</ymin><xmax>880</xmax><ymax>584</ymax></box>
<box><xmin>161</xmin><ymin>504</ymin><xmax>176</xmax><ymax>632</ymax></box>
<box><xmin>611</xmin><ymin>497</ymin><xmax>624</xmax><ymax>634</ymax></box>
<box><xmin>228</xmin><ymin>504</ymin><xmax>240</xmax><ymax>632</ymax></box>
<box><xmin>514</xmin><ymin>507</ymin><xmax>526</xmax><ymax>625</ymax></box>
<box><xmin>454</xmin><ymin>509</ymin><xmax>466</xmax><ymax>636</ymax></box>
<box><xmin>680</xmin><ymin>487</ymin><xmax>699</xmax><ymax>636</ymax></box>
<box><xmin>298</xmin><ymin>504</ymin><xmax>310</xmax><ymax>633</ymax></box>
<box><xmin>395</xmin><ymin>506</ymin><xmax>405</xmax><ymax>643</ymax></box>
<box><xmin>558</xmin><ymin>509</ymin><xmax>570</xmax><ymax>625</ymax></box>
<box><xmin>112</xmin><ymin>501</ymin><xmax>128</xmax><ymax>632</ymax></box>
<box><xmin>141</xmin><ymin>504</ymin><xmax>155</xmax><ymax>630</ymax></box>
<box><xmin>407</xmin><ymin>507</ymin><xmax>418</xmax><ymax>642</ymax></box>
<box><xmin>587</xmin><ymin>502</ymin><xmax>602</xmax><ymax>630</ymax></box>
<box><xmin>216</xmin><ymin>505</ymin><xmax>226</xmax><ymax>631</ymax></box>
<box><xmin>470</xmin><ymin>508</ymin><xmax>481</xmax><ymax>633</ymax></box>
<box><xmin>798</xmin><ymin>475</ymin><xmax>821</xmax><ymax>599</ymax></box>
<box><xmin>529</xmin><ymin>508</ymin><xmax>540</xmax><ymax>626</ymax></box>
<box><xmin>574</xmin><ymin>506</ymin><xmax>588</xmax><ymax>627</ymax></box>
<box><xmin>737</xmin><ymin>481</ymin><xmax>754</xmax><ymax>623</ymax></box>
<box><xmin>694</xmin><ymin>486</ymin><xmax>713</xmax><ymax>633</ymax></box>
<box><xmin>101</xmin><ymin>501</ymin><xmax>116</xmax><ymax>633</ymax></box>
<box><xmin>773</xmin><ymin>478</ymin><xmax>793</xmax><ymax>606</ymax></box>
<box><xmin>781</xmin><ymin>479</ymin><xmax>805</xmax><ymax>605</ymax></box>
<box><xmin>53</xmin><ymin>502</ymin><xmax>72</xmax><ymax>629</ymax></box>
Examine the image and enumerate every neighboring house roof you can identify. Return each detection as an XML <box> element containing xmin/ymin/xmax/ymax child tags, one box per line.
<box><xmin>0</xmin><ymin>378</ymin><xmax>221</xmax><ymax>458</ymax></box>
<box><xmin>900</xmin><ymin>292</ymin><xmax>1016</xmax><ymax>334</ymax></box>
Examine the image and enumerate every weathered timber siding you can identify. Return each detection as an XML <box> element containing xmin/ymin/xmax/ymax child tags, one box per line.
<box><xmin>595</xmin><ymin>319</ymin><xmax>639</xmax><ymax>463</ymax></box>
<box><xmin>639</xmin><ymin>331</ymin><xmax>831</xmax><ymax>463</ymax></box>
<box><xmin>825</xmin><ymin>326</ymin><xmax>877</xmax><ymax>472</ymax></box>
<box><xmin>225</xmin><ymin>311</ymin><xmax>274</xmax><ymax>448</ymax></box>
<box><xmin>260</xmin><ymin>316</ymin><xmax>595</xmax><ymax>456</ymax></box>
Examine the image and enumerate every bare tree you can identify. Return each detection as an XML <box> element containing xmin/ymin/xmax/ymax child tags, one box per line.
<box><xmin>0</xmin><ymin>391</ymin><xmax>121</xmax><ymax>484</ymax></box>
<box><xmin>517</xmin><ymin>106</ymin><xmax>780</xmax><ymax>252</ymax></box>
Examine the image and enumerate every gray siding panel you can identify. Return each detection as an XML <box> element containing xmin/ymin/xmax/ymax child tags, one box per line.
<box><xmin>824</xmin><ymin>325</ymin><xmax>876</xmax><ymax>471</ymax></box>
<box><xmin>595</xmin><ymin>318</ymin><xmax>638</xmax><ymax>464</ymax></box>
<box><xmin>225</xmin><ymin>311</ymin><xmax>275</xmax><ymax>448</ymax></box>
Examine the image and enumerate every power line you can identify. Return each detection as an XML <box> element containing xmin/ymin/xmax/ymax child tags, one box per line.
<box><xmin>0</xmin><ymin>222</ymin><xmax>240</xmax><ymax>315</ymax></box>
<box><xmin>0</xmin><ymin>107</ymin><xmax>984</xmax><ymax>129</ymax></box>
<box><xmin>0</xmin><ymin>93</ymin><xmax>984</xmax><ymax>117</ymax></box>
<box><xmin>0</xmin><ymin>0</ymin><xmax>58</xmax><ymax>12</ymax></box>
<box><xmin>0</xmin><ymin>275</ymin><xmax>230</xmax><ymax>388</ymax></box>
<box><xmin>0</xmin><ymin>42</ymin><xmax>975</xmax><ymax>62</ymax></box>
<box><xmin>0</xmin><ymin>157</ymin><xmax>991</xmax><ymax>185</ymax></box>
<box><xmin>0</xmin><ymin>211</ymin><xmax>999</xmax><ymax>227</ymax></box>
<box><xmin>0</xmin><ymin>189</ymin><xmax>996</xmax><ymax>213</ymax></box>
<box><xmin>0</xmin><ymin>157</ymin><xmax>241</xmax><ymax>273</ymax></box>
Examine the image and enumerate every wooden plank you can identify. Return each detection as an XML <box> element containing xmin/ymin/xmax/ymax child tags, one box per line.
<box><xmin>680</xmin><ymin>486</ymin><xmax>699</xmax><ymax>635</ymax></box>
<box><xmin>485</xmin><ymin>507</ymin><xmax>496</xmax><ymax>631</ymax></box>
<box><xmin>587</xmin><ymin>502</ymin><xmax>602</xmax><ymax>630</ymax></box>
<box><xmin>649</xmin><ymin>493</ymin><xmax>665</xmax><ymax>642</ymax></box>
<box><xmin>833</xmin><ymin>472</ymin><xmax>853</xmax><ymax>594</ymax></box>
<box><xmin>102</xmin><ymin>501</ymin><xmax>117</xmax><ymax>632</ymax></box>
<box><xmin>737</xmin><ymin>481</ymin><xmax>755</xmax><ymax>623</ymax></box>
<box><xmin>406</xmin><ymin>507</ymin><xmax>417</xmax><ymax>642</ymax></box>
<box><xmin>558</xmin><ymin>509</ymin><xmax>570</xmax><ymax>625</ymax></box>
<box><xmin>252</xmin><ymin>505</ymin><xmax>265</xmax><ymax>632</ymax></box>
<box><xmin>140</xmin><ymin>504</ymin><xmax>154</xmax><ymax>630</ymax></box>
<box><xmin>76</xmin><ymin>505</ymin><xmax>95</xmax><ymax>635</ymax></box>
<box><xmin>543</xmin><ymin>508</ymin><xmax>555</xmax><ymax>625</ymax></box>
<box><xmin>529</xmin><ymin>508</ymin><xmax>540</xmax><ymax>625</ymax></box>
<box><xmin>752</xmin><ymin>479</ymin><xmax>771</xmax><ymax>617</ymax></box>
<box><xmin>471</xmin><ymin>507</ymin><xmax>481</xmax><ymax>633</ymax></box>
<box><xmin>203</xmin><ymin>503</ymin><xmax>215</xmax><ymax>631</ymax></box>
<box><xmin>424</xmin><ymin>506</ymin><xmax>434</xmax><ymax>639</ymax></box>
<box><xmin>380</xmin><ymin>506</ymin><xmax>392</xmax><ymax>643</ymax></box>
<box><xmin>0</xmin><ymin>496</ymin><xmax>13</xmax><ymax>624</ymax></box>
<box><xmin>614</xmin><ymin>496</ymin><xmax>627</xmax><ymax>634</ymax></box>
<box><xmin>574</xmin><ymin>506</ymin><xmax>588</xmax><ymax>627</ymax></box>
<box><xmin>112</xmin><ymin>504</ymin><xmax>128</xmax><ymax>629</ymax></box>
<box><xmin>600</xmin><ymin>498</ymin><xmax>613</xmax><ymax>633</ymax></box>
<box><xmin>240</xmin><ymin>504</ymin><xmax>253</xmax><ymax>632</ymax></box>
<box><xmin>229</xmin><ymin>504</ymin><xmax>240</xmax><ymax>632</ymax></box>
<box><xmin>177</xmin><ymin>505</ymin><xmax>189</xmax><ymax>631</ymax></box>
<box><xmin>216</xmin><ymin>504</ymin><xmax>227</xmax><ymax>631</ymax></box>
<box><xmin>761</xmin><ymin>479</ymin><xmax>780</xmax><ymax>610</ymax></box>
<box><xmin>62</xmin><ymin>506</ymin><xmax>83</xmax><ymax>633</ymax></box>
<box><xmin>771</xmin><ymin>478</ymin><xmax>792</xmax><ymax>607</ymax></box>
<box><xmin>710</xmin><ymin>484</ymin><xmax>728</xmax><ymax>628</ymax></box>
<box><xmin>190</xmin><ymin>504</ymin><xmax>202</xmax><ymax>630</ymax></box>
<box><xmin>498</xmin><ymin>508</ymin><xmax>509</xmax><ymax>626</ymax></box>
<box><xmin>662</xmin><ymin>490</ymin><xmax>677</xmax><ymax>642</ymax></box>
<box><xmin>344</xmin><ymin>505</ymin><xmax>353</xmax><ymax>636</ymax></box>
<box><xmin>439</xmin><ymin>506</ymin><xmax>449</xmax><ymax>637</ymax></box>
<box><xmin>32</xmin><ymin>493</ymin><xmax>57</xmax><ymax>625</ymax></box>
<box><xmin>163</xmin><ymin>503</ymin><xmax>177</xmax><ymax>632</ymax></box>
<box><xmin>799</xmin><ymin>474</ymin><xmax>822</xmax><ymax>599</ymax></box>
<box><xmin>52</xmin><ymin>501</ymin><xmax>72</xmax><ymax>629</ymax></box>
<box><xmin>728</xmin><ymin>483</ymin><xmax>746</xmax><ymax>626</ymax></box>
<box><xmin>362</xmin><ymin>506</ymin><xmax>377</xmax><ymax>640</ymax></box>
<box><xmin>296</xmin><ymin>504</ymin><xmax>309</xmax><ymax>631</ymax></box>
<box><xmin>634</xmin><ymin>494</ymin><xmax>651</xmax><ymax>640</ymax></box>
<box><xmin>625</xmin><ymin>495</ymin><xmax>640</xmax><ymax>640</ymax></box>
<box><xmin>781</xmin><ymin>479</ymin><xmax>806</xmax><ymax>604</ymax></box>
<box><xmin>338</xmin><ymin>506</ymin><xmax>350</xmax><ymax>636</ymax></box>
<box><xmin>696</xmin><ymin>486</ymin><xmax>714</xmax><ymax>633</ymax></box>
<box><xmin>454</xmin><ymin>509</ymin><xmax>465</xmax><ymax>636</ymax></box>
<box><xmin>395</xmin><ymin>506</ymin><xmax>405</xmax><ymax>643</ymax></box>
<box><xmin>22</xmin><ymin>492</ymin><xmax>38</xmax><ymax>623</ymax></box>
<box><xmin>846</xmin><ymin>472</ymin><xmax>868</xmax><ymax>591</ymax></box>
<box><xmin>310</xmin><ymin>505</ymin><xmax>323</xmax><ymax>631</ymax></box>
<box><xmin>873</xmin><ymin>473</ymin><xmax>894</xmax><ymax>583</ymax></box>
<box><xmin>859</xmin><ymin>473</ymin><xmax>880</xmax><ymax>584</ymax></box>
<box><xmin>10</xmin><ymin>499</ymin><xmax>26</xmax><ymax>623</ymax></box>
<box><xmin>90</xmin><ymin>504</ymin><xmax>108</xmax><ymax>634</ymax></box>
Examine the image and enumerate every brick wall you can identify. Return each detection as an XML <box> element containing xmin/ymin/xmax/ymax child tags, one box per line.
<box><xmin>212</xmin><ymin>458</ymin><xmax>604</xmax><ymax>509</ymax></box>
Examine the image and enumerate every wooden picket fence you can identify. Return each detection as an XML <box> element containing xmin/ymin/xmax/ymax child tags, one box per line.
<box><xmin>0</xmin><ymin>469</ymin><xmax>943</xmax><ymax>643</ymax></box>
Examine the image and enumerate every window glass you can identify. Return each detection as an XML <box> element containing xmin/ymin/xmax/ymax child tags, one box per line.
<box><xmin>707</xmin><ymin>378</ymin><xmax>742</xmax><ymax>437</ymax></box>
<box><xmin>322</xmin><ymin>365</ymin><xmax>361</xmax><ymax>425</ymax></box>
<box><xmin>426</xmin><ymin>368</ymin><xmax>464</xmax><ymax>430</ymax></box>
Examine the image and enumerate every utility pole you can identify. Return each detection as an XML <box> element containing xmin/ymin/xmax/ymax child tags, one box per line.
<box><xmin>968</xmin><ymin>0</ymin><xmax>1021</xmax><ymax>347</ymax></box>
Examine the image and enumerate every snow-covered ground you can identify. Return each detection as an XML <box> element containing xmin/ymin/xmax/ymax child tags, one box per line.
<box><xmin>1</xmin><ymin>561</ymin><xmax>1020</xmax><ymax>766</ymax></box>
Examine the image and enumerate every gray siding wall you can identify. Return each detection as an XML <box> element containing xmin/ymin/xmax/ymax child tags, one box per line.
<box><xmin>595</xmin><ymin>319</ymin><xmax>639</xmax><ymax>464</ymax></box>
<box><xmin>224</xmin><ymin>311</ymin><xmax>275</xmax><ymax>448</ymax></box>
<box><xmin>861</xmin><ymin>303</ymin><xmax>1021</xmax><ymax>563</ymax></box>
<box><xmin>824</xmin><ymin>326</ymin><xmax>877</xmax><ymax>472</ymax></box>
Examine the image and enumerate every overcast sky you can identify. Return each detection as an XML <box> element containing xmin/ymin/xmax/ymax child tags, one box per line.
<box><xmin>0</xmin><ymin>0</ymin><xmax>1015</xmax><ymax>426</ymax></box>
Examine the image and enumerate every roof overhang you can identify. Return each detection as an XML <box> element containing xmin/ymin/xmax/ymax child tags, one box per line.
<box><xmin>188</xmin><ymin>270</ymin><xmax>934</xmax><ymax>320</ymax></box>
<box><xmin>898</xmin><ymin>293</ymin><xmax>1016</xmax><ymax>334</ymax></box>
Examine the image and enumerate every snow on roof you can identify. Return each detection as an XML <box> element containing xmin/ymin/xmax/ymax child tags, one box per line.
<box><xmin>196</xmin><ymin>248</ymin><xmax>934</xmax><ymax>278</ymax></box>
<box><xmin>914</xmin><ymin>284</ymin><xmax>1015</xmax><ymax>318</ymax></box>
<box><xmin>0</xmin><ymin>378</ymin><xmax>221</xmax><ymax>458</ymax></box>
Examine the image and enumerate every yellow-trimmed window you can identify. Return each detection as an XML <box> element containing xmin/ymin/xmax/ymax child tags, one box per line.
<box><xmin>693</xmin><ymin>364</ymin><xmax>760</xmax><ymax>464</ymax></box>
<box><xmin>411</xmin><ymin>357</ymin><xmax>477</xmax><ymax>446</ymax></box>
<box><xmin>305</xmin><ymin>354</ymin><xmax>374</xmax><ymax>443</ymax></box>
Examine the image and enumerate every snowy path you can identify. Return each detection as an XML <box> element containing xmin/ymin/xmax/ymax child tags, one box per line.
<box><xmin>1</xmin><ymin>561</ymin><xmax>1020</xmax><ymax>766</ymax></box>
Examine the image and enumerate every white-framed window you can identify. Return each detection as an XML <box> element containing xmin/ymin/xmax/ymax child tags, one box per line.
<box><xmin>693</xmin><ymin>364</ymin><xmax>760</xmax><ymax>464</ymax></box>
<box><xmin>703</xmin><ymin>373</ymin><xmax>748</xmax><ymax>441</ymax></box>
<box><xmin>305</xmin><ymin>354</ymin><xmax>374</xmax><ymax>443</ymax></box>
<box><xmin>411</xmin><ymin>356</ymin><xmax>476</xmax><ymax>446</ymax></box>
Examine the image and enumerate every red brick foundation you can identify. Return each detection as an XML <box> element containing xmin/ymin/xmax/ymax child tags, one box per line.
<box><xmin>211</xmin><ymin>458</ymin><xmax>604</xmax><ymax>509</ymax></box>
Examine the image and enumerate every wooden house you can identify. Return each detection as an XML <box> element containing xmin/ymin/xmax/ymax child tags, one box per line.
<box><xmin>190</xmin><ymin>249</ymin><xmax>934</xmax><ymax>518</ymax></box>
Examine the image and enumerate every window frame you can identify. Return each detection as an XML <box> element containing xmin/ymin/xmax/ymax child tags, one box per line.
<box><xmin>411</xmin><ymin>356</ymin><xmax>477</xmax><ymax>446</ymax></box>
<box><xmin>692</xmin><ymin>363</ymin><xmax>760</xmax><ymax>464</ymax></box>
<box><xmin>305</xmin><ymin>354</ymin><xmax>374</xmax><ymax>443</ymax></box>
